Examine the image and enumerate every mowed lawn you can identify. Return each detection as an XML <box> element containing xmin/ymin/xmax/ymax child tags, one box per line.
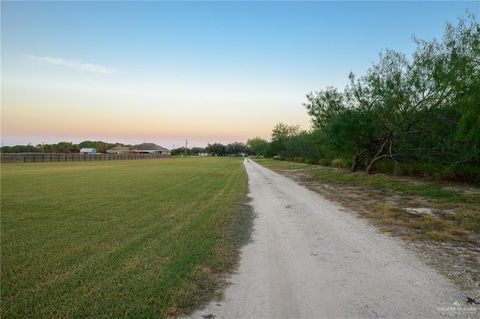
<box><xmin>1</xmin><ymin>157</ymin><xmax>249</xmax><ymax>318</ymax></box>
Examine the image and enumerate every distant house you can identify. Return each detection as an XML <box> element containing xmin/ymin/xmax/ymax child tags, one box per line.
<box><xmin>198</xmin><ymin>152</ymin><xmax>209</xmax><ymax>157</ymax></box>
<box><xmin>106</xmin><ymin>146</ymin><xmax>130</xmax><ymax>154</ymax></box>
<box><xmin>129</xmin><ymin>143</ymin><xmax>171</xmax><ymax>155</ymax></box>
<box><xmin>80</xmin><ymin>148</ymin><xmax>96</xmax><ymax>154</ymax></box>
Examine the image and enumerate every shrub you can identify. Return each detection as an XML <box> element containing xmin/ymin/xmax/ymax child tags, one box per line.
<box><xmin>292</xmin><ymin>157</ymin><xmax>305</xmax><ymax>163</ymax></box>
<box><xmin>374</xmin><ymin>160</ymin><xmax>396</xmax><ymax>174</ymax></box>
<box><xmin>374</xmin><ymin>160</ymin><xmax>480</xmax><ymax>184</ymax></box>
<box><xmin>331</xmin><ymin>158</ymin><xmax>348</xmax><ymax>168</ymax></box>
<box><xmin>318</xmin><ymin>158</ymin><xmax>331</xmax><ymax>166</ymax></box>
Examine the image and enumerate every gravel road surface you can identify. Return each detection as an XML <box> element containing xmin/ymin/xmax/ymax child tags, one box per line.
<box><xmin>191</xmin><ymin>160</ymin><xmax>471</xmax><ymax>318</ymax></box>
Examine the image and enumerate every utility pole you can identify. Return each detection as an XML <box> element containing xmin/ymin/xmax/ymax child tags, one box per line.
<box><xmin>185</xmin><ymin>139</ymin><xmax>188</xmax><ymax>157</ymax></box>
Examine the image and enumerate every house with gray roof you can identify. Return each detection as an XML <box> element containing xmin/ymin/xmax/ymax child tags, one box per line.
<box><xmin>129</xmin><ymin>143</ymin><xmax>171</xmax><ymax>155</ymax></box>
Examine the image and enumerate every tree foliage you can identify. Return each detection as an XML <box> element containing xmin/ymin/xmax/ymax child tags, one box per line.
<box><xmin>205</xmin><ymin>143</ymin><xmax>248</xmax><ymax>156</ymax></box>
<box><xmin>170</xmin><ymin>147</ymin><xmax>207</xmax><ymax>156</ymax></box>
<box><xmin>303</xmin><ymin>14</ymin><xmax>480</xmax><ymax>173</ymax></box>
<box><xmin>255</xmin><ymin>14</ymin><xmax>479</xmax><ymax>182</ymax></box>
<box><xmin>246</xmin><ymin>137</ymin><xmax>268</xmax><ymax>156</ymax></box>
<box><xmin>264</xmin><ymin>123</ymin><xmax>300</xmax><ymax>158</ymax></box>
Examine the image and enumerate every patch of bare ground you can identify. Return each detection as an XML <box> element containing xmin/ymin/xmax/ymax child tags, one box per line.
<box><xmin>273</xmin><ymin>166</ymin><xmax>480</xmax><ymax>294</ymax></box>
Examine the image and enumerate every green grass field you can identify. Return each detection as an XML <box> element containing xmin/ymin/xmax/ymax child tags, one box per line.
<box><xmin>1</xmin><ymin>157</ymin><xmax>251</xmax><ymax>318</ymax></box>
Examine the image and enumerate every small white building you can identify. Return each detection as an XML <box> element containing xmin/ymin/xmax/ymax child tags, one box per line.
<box><xmin>106</xmin><ymin>146</ymin><xmax>130</xmax><ymax>154</ymax></box>
<box><xmin>79</xmin><ymin>148</ymin><xmax>96</xmax><ymax>154</ymax></box>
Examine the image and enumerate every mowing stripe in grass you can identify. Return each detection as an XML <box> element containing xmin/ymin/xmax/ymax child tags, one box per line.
<box><xmin>1</xmin><ymin>158</ymin><xmax>249</xmax><ymax>317</ymax></box>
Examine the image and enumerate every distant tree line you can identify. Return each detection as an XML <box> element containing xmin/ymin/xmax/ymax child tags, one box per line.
<box><xmin>251</xmin><ymin>14</ymin><xmax>480</xmax><ymax>183</ymax></box>
<box><xmin>206</xmin><ymin>142</ymin><xmax>249</xmax><ymax>156</ymax></box>
<box><xmin>1</xmin><ymin>141</ymin><xmax>129</xmax><ymax>154</ymax></box>
<box><xmin>171</xmin><ymin>143</ymin><xmax>250</xmax><ymax>156</ymax></box>
<box><xmin>2</xmin><ymin>141</ymin><xmax>253</xmax><ymax>157</ymax></box>
<box><xmin>170</xmin><ymin>147</ymin><xmax>207</xmax><ymax>156</ymax></box>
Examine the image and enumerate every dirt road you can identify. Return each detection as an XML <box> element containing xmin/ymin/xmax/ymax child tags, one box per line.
<box><xmin>191</xmin><ymin>160</ymin><xmax>470</xmax><ymax>318</ymax></box>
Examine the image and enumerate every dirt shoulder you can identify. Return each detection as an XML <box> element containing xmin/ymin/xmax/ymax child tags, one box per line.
<box><xmin>254</xmin><ymin>158</ymin><xmax>480</xmax><ymax>296</ymax></box>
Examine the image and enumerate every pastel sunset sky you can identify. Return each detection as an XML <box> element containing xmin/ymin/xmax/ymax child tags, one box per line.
<box><xmin>1</xmin><ymin>1</ymin><xmax>477</xmax><ymax>148</ymax></box>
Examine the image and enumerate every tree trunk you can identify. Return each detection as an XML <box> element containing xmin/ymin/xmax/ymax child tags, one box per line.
<box><xmin>365</xmin><ymin>134</ymin><xmax>392</xmax><ymax>174</ymax></box>
<box><xmin>351</xmin><ymin>145</ymin><xmax>360</xmax><ymax>172</ymax></box>
<box><xmin>364</xmin><ymin>152</ymin><xmax>372</xmax><ymax>173</ymax></box>
<box><xmin>365</xmin><ymin>157</ymin><xmax>376</xmax><ymax>174</ymax></box>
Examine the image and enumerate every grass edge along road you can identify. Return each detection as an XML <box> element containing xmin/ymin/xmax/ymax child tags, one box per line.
<box><xmin>1</xmin><ymin>157</ymin><xmax>253</xmax><ymax>318</ymax></box>
<box><xmin>254</xmin><ymin>158</ymin><xmax>480</xmax><ymax>292</ymax></box>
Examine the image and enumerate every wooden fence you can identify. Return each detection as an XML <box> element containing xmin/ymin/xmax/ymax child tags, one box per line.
<box><xmin>1</xmin><ymin>153</ymin><xmax>171</xmax><ymax>163</ymax></box>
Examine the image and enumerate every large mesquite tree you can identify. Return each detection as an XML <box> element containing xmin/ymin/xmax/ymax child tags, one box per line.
<box><xmin>304</xmin><ymin>14</ymin><xmax>479</xmax><ymax>174</ymax></box>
